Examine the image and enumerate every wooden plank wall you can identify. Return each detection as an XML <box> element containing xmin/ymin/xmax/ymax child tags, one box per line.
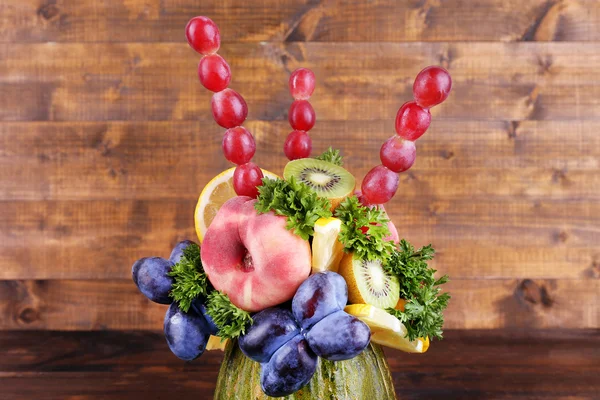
<box><xmin>0</xmin><ymin>0</ymin><xmax>599</xmax><ymax>331</ymax></box>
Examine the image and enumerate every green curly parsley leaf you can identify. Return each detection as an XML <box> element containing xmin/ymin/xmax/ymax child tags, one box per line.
<box><xmin>255</xmin><ymin>176</ymin><xmax>332</xmax><ymax>240</ymax></box>
<box><xmin>315</xmin><ymin>147</ymin><xmax>344</xmax><ymax>166</ymax></box>
<box><xmin>334</xmin><ymin>195</ymin><xmax>396</xmax><ymax>265</ymax></box>
<box><xmin>385</xmin><ymin>239</ymin><xmax>450</xmax><ymax>341</ymax></box>
<box><xmin>167</xmin><ymin>243</ymin><xmax>253</xmax><ymax>339</ymax></box>
<box><xmin>168</xmin><ymin>243</ymin><xmax>210</xmax><ymax>312</ymax></box>
<box><xmin>205</xmin><ymin>291</ymin><xmax>253</xmax><ymax>340</ymax></box>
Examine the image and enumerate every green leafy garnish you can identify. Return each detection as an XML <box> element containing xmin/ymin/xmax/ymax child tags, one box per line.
<box><xmin>168</xmin><ymin>243</ymin><xmax>210</xmax><ymax>312</ymax></box>
<box><xmin>205</xmin><ymin>291</ymin><xmax>253</xmax><ymax>340</ymax></box>
<box><xmin>334</xmin><ymin>195</ymin><xmax>396</xmax><ymax>264</ymax></box>
<box><xmin>255</xmin><ymin>176</ymin><xmax>332</xmax><ymax>240</ymax></box>
<box><xmin>167</xmin><ymin>242</ymin><xmax>254</xmax><ymax>339</ymax></box>
<box><xmin>385</xmin><ymin>239</ymin><xmax>450</xmax><ymax>341</ymax></box>
<box><xmin>315</xmin><ymin>147</ymin><xmax>343</xmax><ymax>166</ymax></box>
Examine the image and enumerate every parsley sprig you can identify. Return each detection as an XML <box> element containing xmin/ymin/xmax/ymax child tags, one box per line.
<box><xmin>384</xmin><ymin>240</ymin><xmax>450</xmax><ymax>341</ymax></box>
<box><xmin>168</xmin><ymin>242</ymin><xmax>253</xmax><ymax>340</ymax></box>
<box><xmin>168</xmin><ymin>243</ymin><xmax>210</xmax><ymax>312</ymax></box>
<box><xmin>334</xmin><ymin>196</ymin><xmax>396</xmax><ymax>264</ymax></box>
<box><xmin>205</xmin><ymin>291</ymin><xmax>253</xmax><ymax>339</ymax></box>
<box><xmin>255</xmin><ymin>176</ymin><xmax>332</xmax><ymax>240</ymax></box>
<box><xmin>315</xmin><ymin>147</ymin><xmax>343</xmax><ymax>166</ymax></box>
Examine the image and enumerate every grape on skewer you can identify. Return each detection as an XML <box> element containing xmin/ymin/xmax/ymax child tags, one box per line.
<box><xmin>289</xmin><ymin>68</ymin><xmax>316</xmax><ymax>100</ymax></box>
<box><xmin>198</xmin><ymin>54</ymin><xmax>231</xmax><ymax>92</ymax></box>
<box><xmin>222</xmin><ymin>126</ymin><xmax>256</xmax><ymax>165</ymax></box>
<box><xmin>283</xmin><ymin>130</ymin><xmax>312</xmax><ymax>160</ymax></box>
<box><xmin>186</xmin><ymin>16</ymin><xmax>263</xmax><ymax>198</ymax></box>
<box><xmin>186</xmin><ymin>16</ymin><xmax>220</xmax><ymax>55</ymax></box>
<box><xmin>361</xmin><ymin>66</ymin><xmax>452</xmax><ymax>206</ymax></box>
<box><xmin>284</xmin><ymin>68</ymin><xmax>317</xmax><ymax>160</ymax></box>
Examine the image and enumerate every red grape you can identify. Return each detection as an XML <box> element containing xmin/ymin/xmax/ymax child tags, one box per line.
<box><xmin>283</xmin><ymin>130</ymin><xmax>312</xmax><ymax>160</ymax></box>
<box><xmin>361</xmin><ymin>165</ymin><xmax>399</xmax><ymax>205</ymax></box>
<box><xmin>185</xmin><ymin>16</ymin><xmax>220</xmax><ymax>55</ymax></box>
<box><xmin>289</xmin><ymin>68</ymin><xmax>315</xmax><ymax>100</ymax></box>
<box><xmin>233</xmin><ymin>162</ymin><xmax>264</xmax><ymax>198</ymax></box>
<box><xmin>288</xmin><ymin>100</ymin><xmax>316</xmax><ymax>131</ymax></box>
<box><xmin>198</xmin><ymin>54</ymin><xmax>231</xmax><ymax>92</ymax></box>
<box><xmin>413</xmin><ymin>66</ymin><xmax>452</xmax><ymax>108</ymax></box>
<box><xmin>211</xmin><ymin>89</ymin><xmax>248</xmax><ymax>128</ymax></box>
<box><xmin>223</xmin><ymin>126</ymin><xmax>256</xmax><ymax>165</ymax></box>
<box><xmin>380</xmin><ymin>136</ymin><xmax>416</xmax><ymax>172</ymax></box>
<box><xmin>395</xmin><ymin>101</ymin><xmax>431</xmax><ymax>141</ymax></box>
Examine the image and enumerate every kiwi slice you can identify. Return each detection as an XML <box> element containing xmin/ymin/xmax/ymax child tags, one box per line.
<box><xmin>339</xmin><ymin>252</ymin><xmax>400</xmax><ymax>309</ymax></box>
<box><xmin>283</xmin><ymin>159</ymin><xmax>355</xmax><ymax>209</ymax></box>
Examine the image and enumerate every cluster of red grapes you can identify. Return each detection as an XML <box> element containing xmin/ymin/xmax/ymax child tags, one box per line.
<box><xmin>360</xmin><ymin>66</ymin><xmax>452</xmax><ymax>205</ymax></box>
<box><xmin>284</xmin><ymin>68</ymin><xmax>317</xmax><ymax>160</ymax></box>
<box><xmin>185</xmin><ymin>16</ymin><xmax>264</xmax><ymax>198</ymax></box>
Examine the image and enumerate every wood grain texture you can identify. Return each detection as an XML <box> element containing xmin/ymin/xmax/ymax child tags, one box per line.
<box><xmin>0</xmin><ymin>330</ymin><xmax>598</xmax><ymax>399</ymax></box>
<box><xmin>0</xmin><ymin>120</ymin><xmax>597</xmax><ymax>281</ymax></box>
<box><xmin>1</xmin><ymin>198</ymin><xmax>598</xmax><ymax>280</ymax></box>
<box><xmin>2</xmin><ymin>43</ymin><xmax>600</xmax><ymax>122</ymax></box>
<box><xmin>1</xmin><ymin>2</ymin><xmax>599</xmax><ymax>398</ymax></box>
<box><xmin>2</xmin><ymin>0</ymin><xmax>600</xmax><ymax>43</ymax></box>
<box><xmin>0</xmin><ymin>279</ymin><xmax>597</xmax><ymax>330</ymax></box>
<box><xmin>0</xmin><ymin>0</ymin><xmax>598</xmax><ymax>336</ymax></box>
<box><xmin>1</xmin><ymin>120</ymin><xmax>599</xmax><ymax>200</ymax></box>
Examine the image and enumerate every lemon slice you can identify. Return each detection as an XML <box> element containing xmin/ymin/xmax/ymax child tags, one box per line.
<box><xmin>345</xmin><ymin>304</ymin><xmax>429</xmax><ymax>353</ymax></box>
<box><xmin>205</xmin><ymin>335</ymin><xmax>228</xmax><ymax>351</ymax></box>
<box><xmin>312</xmin><ymin>217</ymin><xmax>345</xmax><ymax>273</ymax></box>
<box><xmin>194</xmin><ymin>167</ymin><xmax>279</xmax><ymax>243</ymax></box>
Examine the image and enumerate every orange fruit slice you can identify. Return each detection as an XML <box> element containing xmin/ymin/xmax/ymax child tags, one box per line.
<box><xmin>194</xmin><ymin>167</ymin><xmax>279</xmax><ymax>243</ymax></box>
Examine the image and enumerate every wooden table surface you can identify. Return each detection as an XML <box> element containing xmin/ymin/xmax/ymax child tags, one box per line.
<box><xmin>1</xmin><ymin>1</ymin><xmax>599</xmax><ymax>399</ymax></box>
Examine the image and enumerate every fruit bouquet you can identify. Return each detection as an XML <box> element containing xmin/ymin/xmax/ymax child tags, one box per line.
<box><xmin>132</xmin><ymin>16</ymin><xmax>452</xmax><ymax>399</ymax></box>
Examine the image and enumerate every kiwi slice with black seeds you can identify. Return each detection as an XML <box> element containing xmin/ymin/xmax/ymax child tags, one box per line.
<box><xmin>283</xmin><ymin>159</ymin><xmax>355</xmax><ymax>209</ymax></box>
<box><xmin>339</xmin><ymin>252</ymin><xmax>400</xmax><ymax>309</ymax></box>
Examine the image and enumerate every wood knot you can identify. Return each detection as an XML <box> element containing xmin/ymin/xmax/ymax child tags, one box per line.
<box><xmin>551</xmin><ymin>168</ymin><xmax>569</xmax><ymax>185</ymax></box>
<box><xmin>427</xmin><ymin>203</ymin><xmax>439</xmax><ymax>217</ymax></box>
<box><xmin>537</xmin><ymin>55</ymin><xmax>554</xmax><ymax>75</ymax></box>
<box><xmin>516</xmin><ymin>279</ymin><xmax>554</xmax><ymax>308</ymax></box>
<box><xmin>37</xmin><ymin>153</ymin><xmax>50</xmax><ymax>163</ymax></box>
<box><xmin>54</xmin><ymin>224</ymin><xmax>72</xmax><ymax>237</ymax></box>
<box><xmin>37</xmin><ymin>3</ymin><xmax>60</xmax><ymax>20</ymax></box>
<box><xmin>440</xmin><ymin>149</ymin><xmax>454</xmax><ymax>160</ymax></box>
<box><xmin>554</xmin><ymin>230</ymin><xmax>569</xmax><ymax>243</ymax></box>
<box><xmin>437</xmin><ymin>47</ymin><xmax>456</xmax><ymax>70</ymax></box>
<box><xmin>18</xmin><ymin>307</ymin><xmax>40</xmax><ymax>324</ymax></box>
<box><xmin>507</xmin><ymin>121</ymin><xmax>521</xmax><ymax>139</ymax></box>
<box><xmin>404</xmin><ymin>171</ymin><xmax>418</xmax><ymax>181</ymax></box>
<box><xmin>586</xmin><ymin>258</ymin><xmax>600</xmax><ymax>279</ymax></box>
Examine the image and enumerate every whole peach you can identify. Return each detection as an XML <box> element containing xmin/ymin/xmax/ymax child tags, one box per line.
<box><xmin>201</xmin><ymin>196</ymin><xmax>311</xmax><ymax>312</ymax></box>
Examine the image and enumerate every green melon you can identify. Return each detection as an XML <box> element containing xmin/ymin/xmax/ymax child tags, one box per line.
<box><xmin>214</xmin><ymin>340</ymin><xmax>397</xmax><ymax>399</ymax></box>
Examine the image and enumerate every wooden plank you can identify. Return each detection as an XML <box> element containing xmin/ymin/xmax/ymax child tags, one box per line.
<box><xmin>3</xmin><ymin>43</ymin><xmax>600</xmax><ymax>121</ymax></box>
<box><xmin>0</xmin><ymin>198</ymin><xmax>598</xmax><ymax>280</ymax></box>
<box><xmin>2</xmin><ymin>0</ymin><xmax>600</xmax><ymax>43</ymax></box>
<box><xmin>0</xmin><ymin>279</ymin><xmax>597</xmax><ymax>330</ymax></box>
<box><xmin>1</xmin><ymin>120</ymin><xmax>599</xmax><ymax>201</ymax></box>
<box><xmin>0</xmin><ymin>330</ymin><xmax>598</xmax><ymax>399</ymax></box>
<box><xmin>0</xmin><ymin>120</ymin><xmax>598</xmax><ymax>280</ymax></box>
<box><xmin>0</xmin><ymin>280</ymin><xmax>167</xmax><ymax>331</ymax></box>
<box><xmin>385</xmin><ymin>329</ymin><xmax>600</xmax><ymax>400</ymax></box>
<box><xmin>0</xmin><ymin>200</ymin><xmax>196</xmax><ymax>280</ymax></box>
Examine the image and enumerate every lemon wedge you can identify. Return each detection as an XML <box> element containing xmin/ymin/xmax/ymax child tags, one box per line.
<box><xmin>205</xmin><ymin>335</ymin><xmax>228</xmax><ymax>351</ymax></box>
<box><xmin>194</xmin><ymin>168</ymin><xmax>278</xmax><ymax>243</ymax></box>
<box><xmin>312</xmin><ymin>217</ymin><xmax>345</xmax><ymax>273</ymax></box>
<box><xmin>345</xmin><ymin>304</ymin><xmax>429</xmax><ymax>353</ymax></box>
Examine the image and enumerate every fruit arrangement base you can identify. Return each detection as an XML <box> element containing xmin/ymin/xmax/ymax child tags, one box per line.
<box><xmin>214</xmin><ymin>340</ymin><xmax>397</xmax><ymax>399</ymax></box>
